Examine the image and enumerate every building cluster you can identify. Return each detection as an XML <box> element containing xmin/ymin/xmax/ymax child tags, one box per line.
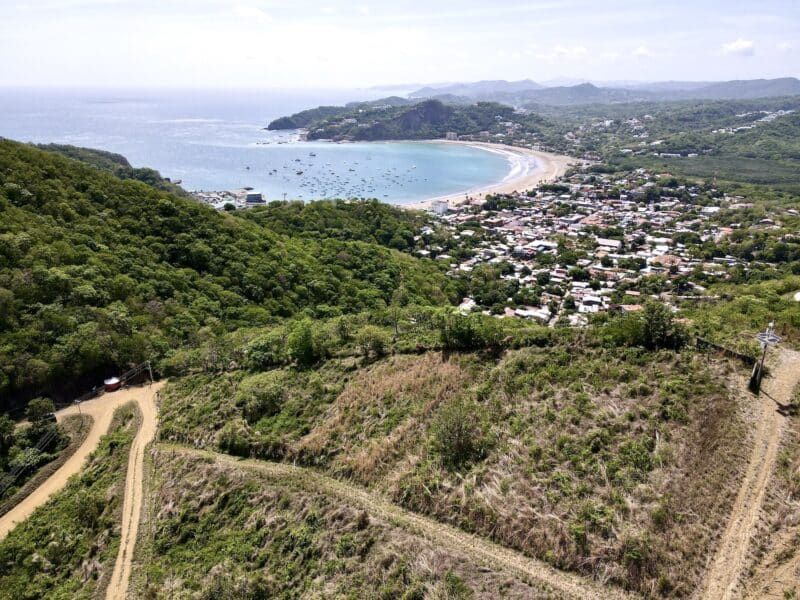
<box><xmin>192</xmin><ymin>189</ymin><xmax>265</xmax><ymax>210</ymax></box>
<box><xmin>712</xmin><ymin>109</ymin><xmax>796</xmax><ymax>134</ymax></box>
<box><xmin>419</xmin><ymin>168</ymin><xmax>758</xmax><ymax>326</ymax></box>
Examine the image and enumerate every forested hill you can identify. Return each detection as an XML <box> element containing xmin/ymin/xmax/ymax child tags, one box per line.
<box><xmin>239</xmin><ymin>199</ymin><xmax>426</xmax><ymax>251</ymax></box>
<box><xmin>34</xmin><ymin>143</ymin><xmax>190</xmax><ymax>197</ymax></box>
<box><xmin>270</xmin><ymin>99</ymin><xmax>550</xmax><ymax>142</ymax></box>
<box><xmin>0</xmin><ymin>140</ymin><xmax>454</xmax><ymax>405</ymax></box>
<box><xmin>266</xmin><ymin>96</ymin><xmax>412</xmax><ymax>130</ymax></box>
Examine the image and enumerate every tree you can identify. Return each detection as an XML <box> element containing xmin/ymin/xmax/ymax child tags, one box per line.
<box><xmin>390</xmin><ymin>285</ymin><xmax>409</xmax><ymax>336</ymax></box>
<box><xmin>26</xmin><ymin>397</ymin><xmax>55</xmax><ymax>423</ymax></box>
<box><xmin>0</xmin><ymin>414</ymin><xmax>14</xmax><ymax>456</ymax></box>
<box><xmin>287</xmin><ymin>319</ymin><xmax>327</xmax><ymax>367</ymax></box>
<box><xmin>642</xmin><ymin>301</ymin><xmax>685</xmax><ymax>350</ymax></box>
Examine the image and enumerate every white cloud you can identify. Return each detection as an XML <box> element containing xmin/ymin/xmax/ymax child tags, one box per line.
<box><xmin>232</xmin><ymin>5</ymin><xmax>272</xmax><ymax>22</ymax></box>
<box><xmin>778</xmin><ymin>41</ymin><xmax>792</xmax><ymax>52</ymax></box>
<box><xmin>536</xmin><ymin>44</ymin><xmax>588</xmax><ymax>61</ymax></box>
<box><xmin>722</xmin><ymin>38</ymin><xmax>755</xmax><ymax>56</ymax></box>
<box><xmin>632</xmin><ymin>45</ymin><xmax>653</xmax><ymax>57</ymax></box>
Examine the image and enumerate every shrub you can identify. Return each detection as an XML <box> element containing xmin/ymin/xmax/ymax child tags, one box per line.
<box><xmin>431</xmin><ymin>398</ymin><xmax>488</xmax><ymax>469</ymax></box>
<box><xmin>244</xmin><ymin>329</ymin><xmax>287</xmax><ymax>370</ymax></box>
<box><xmin>356</xmin><ymin>325</ymin><xmax>390</xmax><ymax>359</ymax></box>
<box><xmin>598</xmin><ymin>301</ymin><xmax>686</xmax><ymax>350</ymax></box>
<box><xmin>443</xmin><ymin>571</ymin><xmax>474</xmax><ymax>598</ymax></box>
<box><xmin>620</xmin><ymin>534</ymin><xmax>659</xmax><ymax>585</ymax></box>
<box><xmin>598</xmin><ymin>313</ymin><xmax>644</xmax><ymax>347</ymax></box>
<box><xmin>217</xmin><ymin>421</ymin><xmax>251</xmax><ymax>457</ymax></box>
<box><xmin>236</xmin><ymin>372</ymin><xmax>286</xmax><ymax>424</ymax></box>
<box><xmin>438</xmin><ymin>314</ymin><xmax>502</xmax><ymax>352</ymax></box>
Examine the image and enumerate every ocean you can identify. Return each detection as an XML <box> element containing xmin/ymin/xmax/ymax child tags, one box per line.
<box><xmin>0</xmin><ymin>88</ymin><xmax>513</xmax><ymax>205</ymax></box>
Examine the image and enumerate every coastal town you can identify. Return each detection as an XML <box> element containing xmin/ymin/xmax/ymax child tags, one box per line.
<box><xmin>416</xmin><ymin>166</ymin><xmax>775</xmax><ymax>327</ymax></box>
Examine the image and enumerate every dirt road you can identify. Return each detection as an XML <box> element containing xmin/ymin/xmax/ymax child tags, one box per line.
<box><xmin>0</xmin><ymin>383</ymin><xmax>163</xmax><ymax>541</ymax></box>
<box><xmin>106</xmin><ymin>381</ymin><xmax>162</xmax><ymax>600</ymax></box>
<box><xmin>701</xmin><ymin>348</ymin><xmax>800</xmax><ymax>599</ymax></box>
<box><xmin>167</xmin><ymin>445</ymin><xmax>635</xmax><ymax>600</ymax></box>
<box><xmin>744</xmin><ymin>538</ymin><xmax>800</xmax><ymax>599</ymax></box>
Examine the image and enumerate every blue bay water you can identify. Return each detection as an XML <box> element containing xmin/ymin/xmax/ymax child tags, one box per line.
<box><xmin>0</xmin><ymin>88</ymin><xmax>513</xmax><ymax>205</ymax></box>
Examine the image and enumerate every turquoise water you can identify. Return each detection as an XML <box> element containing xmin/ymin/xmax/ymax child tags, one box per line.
<box><xmin>0</xmin><ymin>88</ymin><xmax>512</xmax><ymax>205</ymax></box>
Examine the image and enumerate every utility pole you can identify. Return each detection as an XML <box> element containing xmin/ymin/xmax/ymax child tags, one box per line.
<box><xmin>749</xmin><ymin>322</ymin><xmax>781</xmax><ymax>393</ymax></box>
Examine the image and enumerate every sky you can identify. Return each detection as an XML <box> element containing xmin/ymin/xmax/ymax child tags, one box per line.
<box><xmin>0</xmin><ymin>0</ymin><xmax>798</xmax><ymax>88</ymax></box>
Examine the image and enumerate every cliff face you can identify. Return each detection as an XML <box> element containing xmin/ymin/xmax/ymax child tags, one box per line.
<box><xmin>343</xmin><ymin>100</ymin><xmax>454</xmax><ymax>141</ymax></box>
<box><xmin>397</xmin><ymin>99</ymin><xmax>454</xmax><ymax>128</ymax></box>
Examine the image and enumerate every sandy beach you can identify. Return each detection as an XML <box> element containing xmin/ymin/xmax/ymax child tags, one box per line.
<box><xmin>403</xmin><ymin>141</ymin><xmax>576</xmax><ymax>210</ymax></box>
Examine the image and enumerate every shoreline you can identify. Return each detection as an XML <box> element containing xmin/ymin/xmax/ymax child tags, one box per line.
<box><xmin>400</xmin><ymin>140</ymin><xmax>577</xmax><ymax>211</ymax></box>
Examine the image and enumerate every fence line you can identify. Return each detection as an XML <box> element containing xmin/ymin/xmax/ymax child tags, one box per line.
<box><xmin>695</xmin><ymin>337</ymin><xmax>755</xmax><ymax>365</ymax></box>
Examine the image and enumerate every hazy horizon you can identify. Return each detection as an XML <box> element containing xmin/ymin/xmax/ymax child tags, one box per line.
<box><xmin>1</xmin><ymin>0</ymin><xmax>797</xmax><ymax>89</ymax></box>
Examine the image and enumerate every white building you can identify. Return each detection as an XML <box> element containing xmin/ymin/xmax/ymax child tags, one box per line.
<box><xmin>431</xmin><ymin>200</ymin><xmax>450</xmax><ymax>216</ymax></box>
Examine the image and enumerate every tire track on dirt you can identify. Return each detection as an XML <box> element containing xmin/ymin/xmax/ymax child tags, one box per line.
<box><xmin>106</xmin><ymin>381</ymin><xmax>162</xmax><ymax>600</ymax></box>
<box><xmin>165</xmin><ymin>444</ymin><xmax>636</xmax><ymax>600</ymax></box>
<box><xmin>701</xmin><ymin>348</ymin><xmax>800</xmax><ymax>599</ymax></box>
<box><xmin>0</xmin><ymin>384</ymin><xmax>163</xmax><ymax>542</ymax></box>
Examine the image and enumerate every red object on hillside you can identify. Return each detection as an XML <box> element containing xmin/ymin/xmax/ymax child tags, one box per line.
<box><xmin>104</xmin><ymin>377</ymin><xmax>121</xmax><ymax>392</ymax></box>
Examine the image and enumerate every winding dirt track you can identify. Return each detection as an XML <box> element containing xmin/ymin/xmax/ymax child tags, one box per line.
<box><xmin>167</xmin><ymin>445</ymin><xmax>635</xmax><ymax>600</ymax></box>
<box><xmin>6</xmin><ymin>349</ymin><xmax>798</xmax><ymax>599</ymax></box>
<box><xmin>106</xmin><ymin>382</ymin><xmax>162</xmax><ymax>600</ymax></box>
<box><xmin>0</xmin><ymin>384</ymin><xmax>162</xmax><ymax>542</ymax></box>
<box><xmin>701</xmin><ymin>348</ymin><xmax>800</xmax><ymax>600</ymax></box>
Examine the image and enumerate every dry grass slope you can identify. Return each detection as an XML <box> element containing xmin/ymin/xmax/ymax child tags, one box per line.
<box><xmin>134</xmin><ymin>447</ymin><xmax>562</xmax><ymax>599</ymax></box>
<box><xmin>159</xmin><ymin>343</ymin><xmax>753</xmax><ymax>596</ymax></box>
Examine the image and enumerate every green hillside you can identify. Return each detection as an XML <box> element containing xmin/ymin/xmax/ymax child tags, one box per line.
<box><xmin>0</xmin><ymin>141</ymin><xmax>453</xmax><ymax>404</ymax></box>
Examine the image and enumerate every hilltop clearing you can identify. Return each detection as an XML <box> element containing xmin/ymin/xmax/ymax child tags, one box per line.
<box><xmin>159</xmin><ymin>316</ymin><xmax>752</xmax><ymax>596</ymax></box>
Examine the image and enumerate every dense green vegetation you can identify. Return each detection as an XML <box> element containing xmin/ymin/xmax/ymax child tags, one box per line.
<box><xmin>0</xmin><ymin>140</ymin><xmax>453</xmax><ymax>405</ymax></box>
<box><xmin>602</xmin><ymin>106</ymin><xmax>800</xmax><ymax>190</ymax></box>
<box><xmin>35</xmin><ymin>144</ymin><xmax>189</xmax><ymax>196</ymax></box>
<box><xmin>1</xmin><ymin>90</ymin><xmax>798</xmax><ymax>597</ymax></box>
<box><xmin>0</xmin><ymin>400</ymin><xmax>67</xmax><ymax>502</ymax></box>
<box><xmin>0</xmin><ymin>404</ymin><xmax>137</xmax><ymax>600</ymax></box>
<box><xmin>239</xmin><ymin>198</ymin><xmax>425</xmax><ymax>252</ymax></box>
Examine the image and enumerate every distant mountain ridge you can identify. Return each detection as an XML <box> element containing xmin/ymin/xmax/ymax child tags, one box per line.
<box><xmin>410</xmin><ymin>79</ymin><xmax>544</xmax><ymax>99</ymax></box>
<box><xmin>409</xmin><ymin>77</ymin><xmax>800</xmax><ymax>105</ymax></box>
